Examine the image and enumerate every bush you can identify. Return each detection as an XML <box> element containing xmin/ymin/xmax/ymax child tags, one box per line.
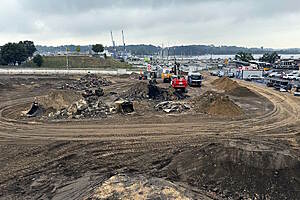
<box><xmin>33</xmin><ymin>54</ymin><xmax>44</xmax><ymax>67</ymax></box>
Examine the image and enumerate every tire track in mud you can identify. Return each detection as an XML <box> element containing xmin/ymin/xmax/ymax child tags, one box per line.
<box><xmin>0</xmin><ymin>81</ymin><xmax>299</xmax><ymax>143</ymax></box>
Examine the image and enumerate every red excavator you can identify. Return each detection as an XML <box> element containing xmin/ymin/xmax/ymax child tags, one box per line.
<box><xmin>171</xmin><ymin>62</ymin><xmax>188</xmax><ymax>92</ymax></box>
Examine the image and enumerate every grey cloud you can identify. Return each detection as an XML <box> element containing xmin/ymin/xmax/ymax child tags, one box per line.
<box><xmin>0</xmin><ymin>0</ymin><xmax>300</xmax><ymax>48</ymax></box>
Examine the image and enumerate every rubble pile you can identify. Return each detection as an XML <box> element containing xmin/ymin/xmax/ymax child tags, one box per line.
<box><xmin>50</xmin><ymin>88</ymin><xmax>110</xmax><ymax>119</ymax></box>
<box><xmin>25</xmin><ymin>75</ymin><xmax>138</xmax><ymax>119</ymax></box>
<box><xmin>90</xmin><ymin>174</ymin><xmax>193</xmax><ymax>200</ymax></box>
<box><xmin>51</xmin><ymin>98</ymin><xmax>110</xmax><ymax>119</ymax></box>
<box><xmin>59</xmin><ymin>74</ymin><xmax>111</xmax><ymax>91</ymax></box>
<box><xmin>121</xmin><ymin>82</ymin><xmax>183</xmax><ymax>102</ymax></box>
<box><xmin>193</xmin><ymin>91</ymin><xmax>243</xmax><ymax>117</ymax></box>
<box><xmin>45</xmin><ymin>74</ymin><xmax>113</xmax><ymax>119</ymax></box>
<box><xmin>155</xmin><ymin>101</ymin><xmax>191</xmax><ymax>113</ymax></box>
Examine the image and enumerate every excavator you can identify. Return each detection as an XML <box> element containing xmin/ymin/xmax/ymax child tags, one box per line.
<box><xmin>171</xmin><ymin>62</ymin><xmax>188</xmax><ymax>92</ymax></box>
<box><xmin>161</xmin><ymin>68</ymin><xmax>172</xmax><ymax>83</ymax></box>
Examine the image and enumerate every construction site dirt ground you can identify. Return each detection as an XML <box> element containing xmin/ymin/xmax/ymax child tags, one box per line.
<box><xmin>0</xmin><ymin>74</ymin><xmax>299</xmax><ymax>199</ymax></box>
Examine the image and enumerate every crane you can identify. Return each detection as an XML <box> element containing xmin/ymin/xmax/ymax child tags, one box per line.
<box><xmin>122</xmin><ymin>30</ymin><xmax>126</xmax><ymax>53</ymax></box>
<box><xmin>110</xmin><ymin>31</ymin><xmax>116</xmax><ymax>49</ymax></box>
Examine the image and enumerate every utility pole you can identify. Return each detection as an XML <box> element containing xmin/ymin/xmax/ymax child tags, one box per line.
<box><xmin>122</xmin><ymin>30</ymin><xmax>126</xmax><ymax>53</ymax></box>
<box><xmin>66</xmin><ymin>47</ymin><xmax>69</xmax><ymax>69</ymax></box>
<box><xmin>161</xmin><ymin>43</ymin><xmax>164</xmax><ymax>61</ymax></box>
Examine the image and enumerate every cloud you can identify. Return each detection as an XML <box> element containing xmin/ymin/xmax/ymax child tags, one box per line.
<box><xmin>0</xmin><ymin>0</ymin><xmax>300</xmax><ymax>48</ymax></box>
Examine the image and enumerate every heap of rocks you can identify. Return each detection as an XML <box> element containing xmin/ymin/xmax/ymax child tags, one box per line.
<box><xmin>121</xmin><ymin>82</ymin><xmax>175</xmax><ymax>102</ymax></box>
<box><xmin>155</xmin><ymin>101</ymin><xmax>191</xmax><ymax>113</ymax></box>
<box><xmin>59</xmin><ymin>74</ymin><xmax>111</xmax><ymax>91</ymax></box>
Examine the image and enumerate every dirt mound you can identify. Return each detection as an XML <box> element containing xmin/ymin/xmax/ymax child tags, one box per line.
<box><xmin>212</xmin><ymin>77</ymin><xmax>258</xmax><ymax>98</ymax></box>
<box><xmin>89</xmin><ymin>174</ymin><xmax>201</xmax><ymax>200</ymax></box>
<box><xmin>121</xmin><ymin>82</ymin><xmax>175</xmax><ymax>101</ymax></box>
<box><xmin>226</xmin><ymin>86</ymin><xmax>259</xmax><ymax>98</ymax></box>
<box><xmin>165</xmin><ymin>141</ymin><xmax>300</xmax><ymax>199</ymax></box>
<box><xmin>118</xmin><ymin>72</ymin><xmax>140</xmax><ymax>79</ymax></box>
<box><xmin>193</xmin><ymin>91</ymin><xmax>243</xmax><ymax>117</ymax></box>
<box><xmin>212</xmin><ymin>77</ymin><xmax>239</xmax><ymax>91</ymax></box>
<box><xmin>38</xmin><ymin>90</ymin><xmax>83</xmax><ymax>110</ymax></box>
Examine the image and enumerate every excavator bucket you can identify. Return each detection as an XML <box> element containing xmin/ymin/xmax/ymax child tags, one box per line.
<box><xmin>26</xmin><ymin>102</ymin><xmax>42</xmax><ymax>117</ymax></box>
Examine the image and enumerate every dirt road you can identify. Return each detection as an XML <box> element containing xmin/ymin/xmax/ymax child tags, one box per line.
<box><xmin>0</xmin><ymin>75</ymin><xmax>299</xmax><ymax>199</ymax></box>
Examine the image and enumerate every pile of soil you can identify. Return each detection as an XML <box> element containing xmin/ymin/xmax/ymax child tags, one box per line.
<box><xmin>212</xmin><ymin>77</ymin><xmax>258</xmax><ymax>98</ymax></box>
<box><xmin>38</xmin><ymin>90</ymin><xmax>83</xmax><ymax>110</ymax></box>
<box><xmin>118</xmin><ymin>72</ymin><xmax>140</xmax><ymax>79</ymax></box>
<box><xmin>212</xmin><ymin>77</ymin><xmax>239</xmax><ymax>91</ymax></box>
<box><xmin>165</xmin><ymin>141</ymin><xmax>300</xmax><ymax>199</ymax></box>
<box><xmin>58</xmin><ymin>74</ymin><xmax>111</xmax><ymax>91</ymax></box>
<box><xmin>192</xmin><ymin>91</ymin><xmax>243</xmax><ymax>117</ymax></box>
<box><xmin>226</xmin><ymin>86</ymin><xmax>259</xmax><ymax>98</ymax></box>
<box><xmin>121</xmin><ymin>82</ymin><xmax>175</xmax><ymax>102</ymax></box>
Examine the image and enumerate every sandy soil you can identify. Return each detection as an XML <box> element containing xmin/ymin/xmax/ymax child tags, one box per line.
<box><xmin>0</xmin><ymin>74</ymin><xmax>299</xmax><ymax>199</ymax></box>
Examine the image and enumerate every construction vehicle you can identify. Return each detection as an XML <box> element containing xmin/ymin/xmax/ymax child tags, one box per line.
<box><xmin>171</xmin><ymin>75</ymin><xmax>188</xmax><ymax>92</ymax></box>
<box><xmin>161</xmin><ymin>68</ymin><xmax>172</xmax><ymax>83</ymax></box>
<box><xmin>187</xmin><ymin>72</ymin><xmax>202</xmax><ymax>87</ymax></box>
<box><xmin>171</xmin><ymin>62</ymin><xmax>188</xmax><ymax>92</ymax></box>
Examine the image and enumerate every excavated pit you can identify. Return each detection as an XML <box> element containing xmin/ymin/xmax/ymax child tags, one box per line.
<box><xmin>165</xmin><ymin>141</ymin><xmax>300</xmax><ymax>199</ymax></box>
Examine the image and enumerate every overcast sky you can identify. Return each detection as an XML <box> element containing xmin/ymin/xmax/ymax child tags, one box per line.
<box><xmin>1</xmin><ymin>0</ymin><xmax>300</xmax><ymax>48</ymax></box>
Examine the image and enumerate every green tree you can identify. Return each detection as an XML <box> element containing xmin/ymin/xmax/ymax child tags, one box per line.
<box><xmin>0</xmin><ymin>53</ymin><xmax>5</xmax><ymax>65</ymax></box>
<box><xmin>33</xmin><ymin>54</ymin><xmax>44</xmax><ymax>67</ymax></box>
<box><xmin>76</xmin><ymin>46</ymin><xmax>81</xmax><ymax>53</ymax></box>
<box><xmin>19</xmin><ymin>41</ymin><xmax>36</xmax><ymax>57</ymax></box>
<box><xmin>0</xmin><ymin>42</ymin><xmax>27</xmax><ymax>65</ymax></box>
<box><xmin>259</xmin><ymin>52</ymin><xmax>280</xmax><ymax>64</ymax></box>
<box><xmin>92</xmin><ymin>44</ymin><xmax>104</xmax><ymax>54</ymax></box>
<box><xmin>235</xmin><ymin>52</ymin><xmax>254</xmax><ymax>62</ymax></box>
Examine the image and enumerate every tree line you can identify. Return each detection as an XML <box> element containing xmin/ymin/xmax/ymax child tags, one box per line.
<box><xmin>0</xmin><ymin>41</ymin><xmax>44</xmax><ymax>67</ymax></box>
<box><xmin>235</xmin><ymin>51</ymin><xmax>280</xmax><ymax>63</ymax></box>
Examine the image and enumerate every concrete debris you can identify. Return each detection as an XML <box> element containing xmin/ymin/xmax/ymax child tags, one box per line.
<box><xmin>121</xmin><ymin>82</ymin><xmax>183</xmax><ymax>102</ymax></box>
<box><xmin>90</xmin><ymin>174</ymin><xmax>193</xmax><ymax>200</ymax></box>
<box><xmin>58</xmin><ymin>74</ymin><xmax>111</xmax><ymax>91</ymax></box>
<box><xmin>155</xmin><ymin>101</ymin><xmax>191</xmax><ymax>113</ymax></box>
<box><xmin>48</xmin><ymin>88</ymin><xmax>109</xmax><ymax>119</ymax></box>
<box><xmin>52</xmin><ymin>98</ymin><xmax>110</xmax><ymax>119</ymax></box>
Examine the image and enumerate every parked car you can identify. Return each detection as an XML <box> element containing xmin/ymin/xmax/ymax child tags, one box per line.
<box><xmin>283</xmin><ymin>74</ymin><xmax>297</xmax><ymax>80</ymax></box>
<box><xmin>245</xmin><ymin>74</ymin><xmax>262</xmax><ymax>81</ymax></box>
<box><xmin>295</xmin><ymin>74</ymin><xmax>300</xmax><ymax>81</ymax></box>
<box><xmin>218</xmin><ymin>71</ymin><xmax>225</xmax><ymax>77</ymax></box>
<box><xmin>187</xmin><ymin>72</ymin><xmax>202</xmax><ymax>87</ymax></box>
<box><xmin>210</xmin><ymin>70</ymin><xmax>219</xmax><ymax>76</ymax></box>
<box><xmin>268</xmin><ymin>71</ymin><xmax>282</xmax><ymax>78</ymax></box>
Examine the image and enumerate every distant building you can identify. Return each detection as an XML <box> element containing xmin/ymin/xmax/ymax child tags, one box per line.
<box><xmin>275</xmin><ymin>59</ymin><xmax>299</xmax><ymax>70</ymax></box>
